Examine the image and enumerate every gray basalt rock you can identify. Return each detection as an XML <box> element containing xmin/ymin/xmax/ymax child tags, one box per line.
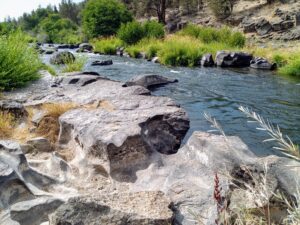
<box><xmin>10</xmin><ymin>197</ymin><xmax>64</xmax><ymax>225</ymax></box>
<box><xmin>132</xmin><ymin>131</ymin><xmax>300</xmax><ymax>225</ymax></box>
<box><xmin>255</xmin><ymin>18</ymin><xmax>272</xmax><ymax>36</ymax></box>
<box><xmin>124</xmin><ymin>74</ymin><xmax>178</xmax><ymax>89</ymax></box>
<box><xmin>50</xmin><ymin>51</ymin><xmax>75</xmax><ymax>65</ymax></box>
<box><xmin>216</xmin><ymin>51</ymin><xmax>253</xmax><ymax>68</ymax></box>
<box><xmin>49</xmin><ymin>192</ymin><xmax>172</xmax><ymax>225</ymax></box>
<box><xmin>201</xmin><ymin>53</ymin><xmax>214</xmax><ymax>67</ymax></box>
<box><xmin>0</xmin><ymin>100</ymin><xmax>28</xmax><ymax>118</ymax></box>
<box><xmin>250</xmin><ymin>57</ymin><xmax>277</xmax><ymax>70</ymax></box>
<box><xmin>77</xmin><ymin>43</ymin><xmax>93</xmax><ymax>53</ymax></box>
<box><xmin>26</xmin><ymin>138</ymin><xmax>53</xmax><ymax>153</ymax></box>
<box><xmin>51</xmin><ymin>72</ymin><xmax>109</xmax><ymax>88</ymax></box>
<box><xmin>21</xmin><ymin>72</ymin><xmax>188</xmax><ymax>182</ymax></box>
<box><xmin>0</xmin><ymin>141</ymin><xmax>57</xmax><ymax>197</ymax></box>
<box><xmin>91</xmin><ymin>60</ymin><xmax>113</xmax><ymax>66</ymax></box>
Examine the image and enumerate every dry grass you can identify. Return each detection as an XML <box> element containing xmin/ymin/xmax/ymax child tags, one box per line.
<box><xmin>0</xmin><ymin>112</ymin><xmax>15</xmax><ymax>138</ymax></box>
<box><xmin>239</xmin><ymin>106</ymin><xmax>300</xmax><ymax>161</ymax></box>
<box><xmin>204</xmin><ymin>111</ymin><xmax>300</xmax><ymax>225</ymax></box>
<box><xmin>36</xmin><ymin>102</ymin><xmax>77</xmax><ymax>143</ymax></box>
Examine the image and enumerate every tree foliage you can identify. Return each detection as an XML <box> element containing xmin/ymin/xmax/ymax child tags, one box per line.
<box><xmin>82</xmin><ymin>0</ymin><xmax>133</xmax><ymax>38</ymax></box>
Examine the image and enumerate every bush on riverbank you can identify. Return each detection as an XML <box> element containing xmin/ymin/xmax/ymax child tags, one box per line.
<box><xmin>0</xmin><ymin>31</ymin><xmax>42</xmax><ymax>90</ymax></box>
<box><xmin>278</xmin><ymin>56</ymin><xmax>300</xmax><ymax>78</ymax></box>
<box><xmin>179</xmin><ymin>24</ymin><xmax>246</xmax><ymax>48</ymax></box>
<box><xmin>92</xmin><ymin>37</ymin><xmax>124</xmax><ymax>55</ymax></box>
<box><xmin>82</xmin><ymin>0</ymin><xmax>132</xmax><ymax>39</ymax></box>
<box><xmin>118</xmin><ymin>20</ymin><xmax>165</xmax><ymax>45</ymax></box>
<box><xmin>118</xmin><ymin>21</ymin><xmax>145</xmax><ymax>45</ymax></box>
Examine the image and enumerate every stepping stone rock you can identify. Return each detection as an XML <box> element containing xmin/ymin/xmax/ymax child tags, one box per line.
<box><xmin>50</xmin><ymin>51</ymin><xmax>75</xmax><ymax>65</ymax></box>
<box><xmin>91</xmin><ymin>60</ymin><xmax>113</xmax><ymax>66</ymax></box>
<box><xmin>124</xmin><ymin>74</ymin><xmax>178</xmax><ymax>89</ymax></box>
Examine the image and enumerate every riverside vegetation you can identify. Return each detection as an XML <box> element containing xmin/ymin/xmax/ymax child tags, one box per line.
<box><xmin>0</xmin><ymin>0</ymin><xmax>300</xmax><ymax>224</ymax></box>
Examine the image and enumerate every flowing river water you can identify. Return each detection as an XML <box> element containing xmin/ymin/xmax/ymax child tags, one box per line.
<box><xmin>83</xmin><ymin>54</ymin><xmax>300</xmax><ymax>156</ymax></box>
<box><xmin>41</xmin><ymin>51</ymin><xmax>300</xmax><ymax>156</ymax></box>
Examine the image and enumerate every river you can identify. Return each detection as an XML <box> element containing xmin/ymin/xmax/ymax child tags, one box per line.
<box><xmin>81</xmin><ymin>53</ymin><xmax>300</xmax><ymax>156</ymax></box>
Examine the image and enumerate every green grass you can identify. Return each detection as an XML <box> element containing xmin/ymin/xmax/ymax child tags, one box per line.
<box><xmin>62</xmin><ymin>56</ymin><xmax>87</xmax><ymax>73</ymax></box>
<box><xmin>126</xmin><ymin>38</ymin><xmax>162</xmax><ymax>58</ymax></box>
<box><xmin>278</xmin><ymin>56</ymin><xmax>300</xmax><ymax>78</ymax></box>
<box><xmin>179</xmin><ymin>24</ymin><xmax>246</xmax><ymax>48</ymax></box>
<box><xmin>92</xmin><ymin>37</ymin><xmax>124</xmax><ymax>55</ymax></box>
<box><xmin>0</xmin><ymin>31</ymin><xmax>43</xmax><ymax>90</ymax></box>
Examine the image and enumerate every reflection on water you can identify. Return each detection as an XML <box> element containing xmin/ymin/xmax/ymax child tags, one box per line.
<box><xmin>50</xmin><ymin>53</ymin><xmax>300</xmax><ymax>156</ymax></box>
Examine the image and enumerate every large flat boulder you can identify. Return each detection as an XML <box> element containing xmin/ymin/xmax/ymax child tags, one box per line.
<box><xmin>132</xmin><ymin>131</ymin><xmax>300</xmax><ymax>224</ymax></box>
<box><xmin>20</xmin><ymin>73</ymin><xmax>189</xmax><ymax>182</ymax></box>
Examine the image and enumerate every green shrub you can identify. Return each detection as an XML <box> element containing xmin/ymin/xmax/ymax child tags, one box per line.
<box><xmin>179</xmin><ymin>24</ymin><xmax>245</xmax><ymax>48</ymax></box>
<box><xmin>207</xmin><ymin>0</ymin><xmax>236</xmax><ymax>19</ymax></box>
<box><xmin>117</xmin><ymin>21</ymin><xmax>145</xmax><ymax>45</ymax></box>
<box><xmin>126</xmin><ymin>46</ymin><xmax>141</xmax><ymax>58</ymax></box>
<box><xmin>39</xmin><ymin>14</ymin><xmax>79</xmax><ymax>43</ymax></box>
<box><xmin>278</xmin><ymin>57</ymin><xmax>300</xmax><ymax>78</ymax></box>
<box><xmin>143</xmin><ymin>21</ymin><xmax>165</xmax><ymax>39</ymax></box>
<box><xmin>158</xmin><ymin>36</ymin><xmax>205</xmax><ymax>67</ymax></box>
<box><xmin>82</xmin><ymin>0</ymin><xmax>133</xmax><ymax>39</ymax></box>
<box><xmin>92</xmin><ymin>37</ymin><xmax>124</xmax><ymax>55</ymax></box>
<box><xmin>0</xmin><ymin>31</ymin><xmax>42</xmax><ymax>90</ymax></box>
<box><xmin>228</xmin><ymin>31</ymin><xmax>246</xmax><ymax>48</ymax></box>
<box><xmin>272</xmin><ymin>54</ymin><xmax>288</xmax><ymax>68</ymax></box>
<box><xmin>126</xmin><ymin>38</ymin><xmax>162</xmax><ymax>59</ymax></box>
<box><xmin>62</xmin><ymin>57</ymin><xmax>87</xmax><ymax>73</ymax></box>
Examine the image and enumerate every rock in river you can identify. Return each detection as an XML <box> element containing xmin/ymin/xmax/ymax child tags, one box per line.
<box><xmin>250</xmin><ymin>57</ymin><xmax>277</xmax><ymax>70</ymax></box>
<box><xmin>91</xmin><ymin>60</ymin><xmax>113</xmax><ymax>66</ymax></box>
<box><xmin>50</xmin><ymin>51</ymin><xmax>75</xmax><ymax>65</ymax></box>
<box><xmin>216</xmin><ymin>51</ymin><xmax>253</xmax><ymax>68</ymax></box>
<box><xmin>124</xmin><ymin>74</ymin><xmax>178</xmax><ymax>89</ymax></box>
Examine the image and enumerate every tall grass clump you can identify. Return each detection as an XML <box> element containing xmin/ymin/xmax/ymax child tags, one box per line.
<box><xmin>179</xmin><ymin>24</ymin><xmax>245</xmax><ymax>48</ymax></box>
<box><xmin>62</xmin><ymin>56</ymin><xmax>87</xmax><ymax>73</ymax></box>
<box><xmin>0</xmin><ymin>31</ymin><xmax>43</xmax><ymax>90</ymax></box>
<box><xmin>117</xmin><ymin>21</ymin><xmax>145</xmax><ymax>45</ymax></box>
<box><xmin>278</xmin><ymin>54</ymin><xmax>300</xmax><ymax>78</ymax></box>
<box><xmin>158</xmin><ymin>36</ymin><xmax>205</xmax><ymax>67</ymax></box>
<box><xmin>37</xmin><ymin>102</ymin><xmax>77</xmax><ymax>143</ymax></box>
<box><xmin>92</xmin><ymin>37</ymin><xmax>124</xmax><ymax>55</ymax></box>
<box><xmin>0</xmin><ymin>112</ymin><xmax>15</xmax><ymax>138</ymax></box>
<box><xmin>143</xmin><ymin>20</ymin><xmax>165</xmax><ymax>39</ymax></box>
<box><xmin>126</xmin><ymin>38</ymin><xmax>162</xmax><ymax>58</ymax></box>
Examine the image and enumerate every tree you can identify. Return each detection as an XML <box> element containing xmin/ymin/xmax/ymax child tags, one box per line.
<box><xmin>82</xmin><ymin>0</ymin><xmax>133</xmax><ymax>38</ymax></box>
<box><xmin>59</xmin><ymin>0</ymin><xmax>80</xmax><ymax>24</ymax></box>
<box><xmin>39</xmin><ymin>14</ymin><xmax>78</xmax><ymax>43</ymax></box>
<box><xmin>206</xmin><ymin>0</ymin><xmax>237</xmax><ymax>19</ymax></box>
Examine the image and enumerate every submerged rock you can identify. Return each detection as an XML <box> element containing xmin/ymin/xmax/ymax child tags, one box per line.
<box><xmin>216</xmin><ymin>51</ymin><xmax>253</xmax><ymax>68</ymax></box>
<box><xmin>91</xmin><ymin>60</ymin><xmax>113</xmax><ymax>66</ymax></box>
<box><xmin>124</xmin><ymin>74</ymin><xmax>178</xmax><ymax>89</ymax></box>
<box><xmin>50</xmin><ymin>51</ymin><xmax>75</xmax><ymax>65</ymax></box>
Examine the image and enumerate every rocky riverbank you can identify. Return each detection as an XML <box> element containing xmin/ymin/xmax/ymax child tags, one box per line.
<box><xmin>1</xmin><ymin>71</ymin><xmax>300</xmax><ymax>225</ymax></box>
